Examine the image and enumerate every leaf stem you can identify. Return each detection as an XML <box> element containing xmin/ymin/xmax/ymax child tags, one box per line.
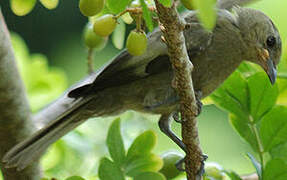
<box><xmin>278</xmin><ymin>73</ymin><xmax>287</xmax><ymax>79</ymax></box>
<box><xmin>87</xmin><ymin>48</ymin><xmax>94</xmax><ymax>74</ymax></box>
<box><xmin>249</xmin><ymin>115</ymin><xmax>264</xmax><ymax>176</ymax></box>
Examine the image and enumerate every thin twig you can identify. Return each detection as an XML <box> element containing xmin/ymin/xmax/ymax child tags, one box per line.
<box><xmin>87</xmin><ymin>48</ymin><xmax>94</xmax><ymax>74</ymax></box>
<box><xmin>154</xmin><ymin>1</ymin><xmax>203</xmax><ymax>179</ymax></box>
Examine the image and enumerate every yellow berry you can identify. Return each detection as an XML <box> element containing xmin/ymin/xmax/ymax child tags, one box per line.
<box><xmin>84</xmin><ymin>23</ymin><xmax>108</xmax><ymax>50</ymax></box>
<box><xmin>159</xmin><ymin>152</ymin><xmax>183</xmax><ymax>179</ymax></box>
<box><xmin>11</xmin><ymin>0</ymin><xmax>36</xmax><ymax>16</ymax></box>
<box><xmin>126</xmin><ymin>31</ymin><xmax>147</xmax><ymax>56</ymax></box>
<box><xmin>93</xmin><ymin>14</ymin><xmax>117</xmax><ymax>37</ymax></box>
<box><xmin>79</xmin><ymin>0</ymin><xmax>104</xmax><ymax>17</ymax></box>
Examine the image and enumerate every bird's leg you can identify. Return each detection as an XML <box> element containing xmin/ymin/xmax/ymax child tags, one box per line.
<box><xmin>158</xmin><ymin>114</ymin><xmax>187</xmax><ymax>152</ymax></box>
<box><xmin>159</xmin><ymin>114</ymin><xmax>208</xmax><ymax>177</ymax></box>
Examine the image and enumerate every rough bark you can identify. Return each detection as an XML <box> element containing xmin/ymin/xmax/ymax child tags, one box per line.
<box><xmin>154</xmin><ymin>1</ymin><xmax>203</xmax><ymax>179</ymax></box>
<box><xmin>0</xmin><ymin>10</ymin><xmax>41</xmax><ymax>180</ymax></box>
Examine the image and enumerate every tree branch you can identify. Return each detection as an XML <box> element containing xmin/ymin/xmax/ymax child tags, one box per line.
<box><xmin>154</xmin><ymin>1</ymin><xmax>203</xmax><ymax>179</ymax></box>
<box><xmin>0</xmin><ymin>10</ymin><xmax>41</xmax><ymax>179</ymax></box>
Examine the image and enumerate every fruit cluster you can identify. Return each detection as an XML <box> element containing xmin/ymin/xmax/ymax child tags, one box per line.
<box><xmin>80</xmin><ymin>0</ymin><xmax>149</xmax><ymax>57</ymax></box>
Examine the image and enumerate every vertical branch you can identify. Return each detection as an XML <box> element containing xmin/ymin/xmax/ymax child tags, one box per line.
<box><xmin>0</xmin><ymin>11</ymin><xmax>41</xmax><ymax>179</ymax></box>
<box><xmin>154</xmin><ymin>1</ymin><xmax>203</xmax><ymax>180</ymax></box>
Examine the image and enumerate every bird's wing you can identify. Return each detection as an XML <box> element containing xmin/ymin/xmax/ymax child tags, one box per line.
<box><xmin>68</xmin><ymin>12</ymin><xmax>213</xmax><ymax>98</ymax></box>
<box><xmin>217</xmin><ymin>0</ymin><xmax>260</xmax><ymax>10</ymax></box>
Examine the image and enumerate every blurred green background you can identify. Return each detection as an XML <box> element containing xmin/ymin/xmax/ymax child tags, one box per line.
<box><xmin>0</xmin><ymin>0</ymin><xmax>286</xmax><ymax>179</ymax></box>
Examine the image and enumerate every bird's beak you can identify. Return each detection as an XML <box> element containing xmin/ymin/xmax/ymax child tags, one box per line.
<box><xmin>259</xmin><ymin>49</ymin><xmax>277</xmax><ymax>85</ymax></box>
<box><xmin>266</xmin><ymin>58</ymin><xmax>277</xmax><ymax>85</ymax></box>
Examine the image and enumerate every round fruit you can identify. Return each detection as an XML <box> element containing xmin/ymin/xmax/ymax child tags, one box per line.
<box><xmin>79</xmin><ymin>0</ymin><xmax>104</xmax><ymax>17</ymax></box>
<box><xmin>11</xmin><ymin>0</ymin><xmax>36</xmax><ymax>16</ymax></box>
<box><xmin>159</xmin><ymin>152</ymin><xmax>183</xmax><ymax>179</ymax></box>
<box><xmin>40</xmin><ymin>0</ymin><xmax>59</xmax><ymax>10</ymax></box>
<box><xmin>205</xmin><ymin>162</ymin><xmax>225</xmax><ymax>180</ymax></box>
<box><xmin>180</xmin><ymin>0</ymin><xmax>193</xmax><ymax>10</ymax></box>
<box><xmin>84</xmin><ymin>23</ymin><xmax>108</xmax><ymax>50</ymax></box>
<box><xmin>126</xmin><ymin>31</ymin><xmax>147</xmax><ymax>56</ymax></box>
<box><xmin>93</xmin><ymin>14</ymin><xmax>117</xmax><ymax>37</ymax></box>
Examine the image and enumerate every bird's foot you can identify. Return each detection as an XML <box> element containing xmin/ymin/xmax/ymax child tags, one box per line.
<box><xmin>175</xmin><ymin>154</ymin><xmax>208</xmax><ymax>179</ymax></box>
<box><xmin>172</xmin><ymin>111</ymin><xmax>182</xmax><ymax>123</ymax></box>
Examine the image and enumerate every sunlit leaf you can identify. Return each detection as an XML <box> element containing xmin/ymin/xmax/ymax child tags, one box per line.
<box><xmin>270</xmin><ymin>142</ymin><xmax>287</xmax><ymax>161</ymax></box>
<box><xmin>260</xmin><ymin>106</ymin><xmax>287</xmax><ymax>151</ymax></box>
<box><xmin>229</xmin><ymin>114</ymin><xmax>257</xmax><ymax>151</ymax></box>
<box><xmin>263</xmin><ymin>159</ymin><xmax>287</xmax><ymax>180</ymax></box>
<box><xmin>140</xmin><ymin>0</ymin><xmax>154</xmax><ymax>32</ymax></box>
<box><xmin>192</xmin><ymin>0</ymin><xmax>217</xmax><ymax>30</ymax></box>
<box><xmin>98</xmin><ymin>157</ymin><xmax>125</xmax><ymax>180</ymax></box>
<box><xmin>106</xmin><ymin>118</ymin><xmax>126</xmax><ymax>165</ymax></box>
<box><xmin>11</xmin><ymin>0</ymin><xmax>37</xmax><ymax>16</ymax></box>
<box><xmin>158</xmin><ymin>0</ymin><xmax>172</xmax><ymax>7</ymax></box>
<box><xmin>125</xmin><ymin>154</ymin><xmax>163</xmax><ymax>177</ymax></box>
<box><xmin>65</xmin><ymin>176</ymin><xmax>86</xmax><ymax>180</ymax></box>
<box><xmin>247</xmin><ymin>72</ymin><xmax>278</xmax><ymax>122</ymax></box>
<box><xmin>134</xmin><ymin>172</ymin><xmax>166</xmax><ymax>180</ymax></box>
<box><xmin>223</xmin><ymin>171</ymin><xmax>242</xmax><ymax>180</ymax></box>
<box><xmin>127</xmin><ymin>130</ymin><xmax>157</xmax><ymax>159</ymax></box>
<box><xmin>211</xmin><ymin>71</ymin><xmax>249</xmax><ymax>119</ymax></box>
<box><xmin>112</xmin><ymin>19</ymin><xmax>126</xmax><ymax>49</ymax></box>
<box><xmin>107</xmin><ymin>0</ymin><xmax>129</xmax><ymax>14</ymax></box>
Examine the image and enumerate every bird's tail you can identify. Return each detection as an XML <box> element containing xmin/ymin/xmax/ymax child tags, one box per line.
<box><xmin>2</xmin><ymin>95</ymin><xmax>93</xmax><ymax>171</ymax></box>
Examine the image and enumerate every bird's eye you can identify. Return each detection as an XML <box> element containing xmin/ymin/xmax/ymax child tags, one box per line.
<box><xmin>266</xmin><ymin>36</ymin><xmax>276</xmax><ymax>48</ymax></box>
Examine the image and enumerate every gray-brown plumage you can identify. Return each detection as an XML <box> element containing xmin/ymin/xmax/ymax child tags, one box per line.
<box><xmin>3</xmin><ymin>5</ymin><xmax>281</xmax><ymax>171</ymax></box>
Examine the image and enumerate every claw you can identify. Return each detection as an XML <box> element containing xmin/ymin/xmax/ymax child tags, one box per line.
<box><xmin>175</xmin><ymin>157</ymin><xmax>186</xmax><ymax>171</ymax></box>
<box><xmin>172</xmin><ymin>111</ymin><xmax>182</xmax><ymax>123</ymax></box>
<box><xmin>175</xmin><ymin>154</ymin><xmax>208</xmax><ymax>178</ymax></box>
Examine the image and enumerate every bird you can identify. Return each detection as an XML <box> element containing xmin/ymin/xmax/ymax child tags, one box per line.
<box><xmin>3</xmin><ymin>4</ymin><xmax>282</xmax><ymax>172</ymax></box>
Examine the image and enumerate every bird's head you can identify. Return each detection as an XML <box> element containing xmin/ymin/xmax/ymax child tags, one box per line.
<box><xmin>235</xmin><ymin>7</ymin><xmax>282</xmax><ymax>84</ymax></box>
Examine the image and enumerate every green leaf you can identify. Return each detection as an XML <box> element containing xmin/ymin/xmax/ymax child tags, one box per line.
<box><xmin>106</xmin><ymin>118</ymin><xmax>126</xmax><ymax>165</ymax></box>
<box><xmin>125</xmin><ymin>154</ymin><xmax>163</xmax><ymax>177</ymax></box>
<box><xmin>140</xmin><ymin>0</ymin><xmax>154</xmax><ymax>32</ymax></box>
<box><xmin>40</xmin><ymin>0</ymin><xmax>59</xmax><ymax>9</ymax></box>
<box><xmin>158</xmin><ymin>0</ymin><xmax>173</xmax><ymax>7</ymax></box>
<box><xmin>98</xmin><ymin>157</ymin><xmax>125</xmax><ymax>180</ymax></box>
<box><xmin>260</xmin><ymin>106</ymin><xmax>287</xmax><ymax>151</ymax></box>
<box><xmin>270</xmin><ymin>142</ymin><xmax>287</xmax><ymax>161</ymax></box>
<box><xmin>107</xmin><ymin>0</ymin><xmax>129</xmax><ymax>14</ymax></box>
<box><xmin>65</xmin><ymin>176</ymin><xmax>86</xmax><ymax>180</ymax></box>
<box><xmin>247</xmin><ymin>72</ymin><xmax>278</xmax><ymax>122</ymax></box>
<box><xmin>112</xmin><ymin>19</ymin><xmax>126</xmax><ymax>49</ymax></box>
<box><xmin>211</xmin><ymin>71</ymin><xmax>249</xmax><ymax>119</ymax></box>
<box><xmin>246</xmin><ymin>153</ymin><xmax>262</xmax><ymax>180</ymax></box>
<box><xmin>134</xmin><ymin>172</ymin><xmax>166</xmax><ymax>180</ymax></box>
<box><xmin>127</xmin><ymin>130</ymin><xmax>157</xmax><ymax>159</ymax></box>
<box><xmin>11</xmin><ymin>0</ymin><xmax>37</xmax><ymax>16</ymax></box>
<box><xmin>192</xmin><ymin>0</ymin><xmax>217</xmax><ymax>30</ymax></box>
<box><xmin>263</xmin><ymin>159</ymin><xmax>287</xmax><ymax>180</ymax></box>
<box><xmin>229</xmin><ymin>114</ymin><xmax>258</xmax><ymax>151</ymax></box>
<box><xmin>223</xmin><ymin>171</ymin><xmax>242</xmax><ymax>180</ymax></box>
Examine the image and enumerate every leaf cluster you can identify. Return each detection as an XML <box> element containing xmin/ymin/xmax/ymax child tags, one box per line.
<box><xmin>210</xmin><ymin>63</ymin><xmax>287</xmax><ymax>180</ymax></box>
